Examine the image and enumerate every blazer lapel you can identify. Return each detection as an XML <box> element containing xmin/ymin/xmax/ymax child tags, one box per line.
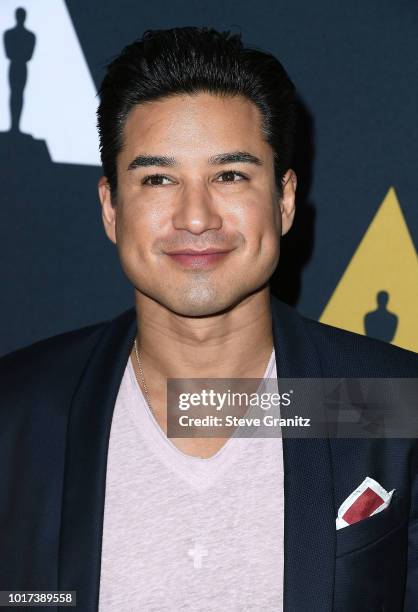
<box><xmin>58</xmin><ymin>295</ymin><xmax>336</xmax><ymax>612</ymax></box>
<box><xmin>57</xmin><ymin>307</ymin><xmax>137</xmax><ymax>611</ymax></box>
<box><xmin>270</xmin><ymin>294</ymin><xmax>336</xmax><ymax>611</ymax></box>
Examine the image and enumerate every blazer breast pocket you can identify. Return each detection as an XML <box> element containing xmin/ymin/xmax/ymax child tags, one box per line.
<box><xmin>336</xmin><ymin>491</ymin><xmax>408</xmax><ymax>558</ymax></box>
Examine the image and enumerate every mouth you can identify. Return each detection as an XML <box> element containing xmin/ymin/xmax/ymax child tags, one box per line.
<box><xmin>165</xmin><ymin>248</ymin><xmax>234</xmax><ymax>269</ymax></box>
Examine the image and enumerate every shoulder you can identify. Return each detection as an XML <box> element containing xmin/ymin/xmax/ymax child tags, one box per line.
<box><xmin>0</xmin><ymin>306</ymin><xmax>135</xmax><ymax>428</ymax></box>
<box><xmin>272</xmin><ymin>295</ymin><xmax>417</xmax><ymax>377</ymax></box>
<box><xmin>1</xmin><ymin>319</ymin><xmax>107</xmax><ymax>367</ymax></box>
<box><xmin>301</xmin><ymin>314</ymin><xmax>418</xmax><ymax>377</ymax></box>
<box><xmin>0</xmin><ymin>318</ymin><xmax>108</xmax><ymax>400</ymax></box>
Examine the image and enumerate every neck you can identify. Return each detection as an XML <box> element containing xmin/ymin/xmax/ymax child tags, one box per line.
<box><xmin>133</xmin><ymin>287</ymin><xmax>274</xmax><ymax>381</ymax></box>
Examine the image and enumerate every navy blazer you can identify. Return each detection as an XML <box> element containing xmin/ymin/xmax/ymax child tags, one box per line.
<box><xmin>1</xmin><ymin>294</ymin><xmax>417</xmax><ymax>611</ymax></box>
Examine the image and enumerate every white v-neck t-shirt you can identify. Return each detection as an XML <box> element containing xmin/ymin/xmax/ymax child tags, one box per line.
<box><xmin>98</xmin><ymin>349</ymin><xmax>284</xmax><ymax>611</ymax></box>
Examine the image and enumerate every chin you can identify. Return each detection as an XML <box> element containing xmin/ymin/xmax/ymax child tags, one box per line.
<box><xmin>168</xmin><ymin>301</ymin><xmax>229</xmax><ymax>318</ymax></box>
<box><xmin>164</xmin><ymin>291</ymin><xmax>239</xmax><ymax>318</ymax></box>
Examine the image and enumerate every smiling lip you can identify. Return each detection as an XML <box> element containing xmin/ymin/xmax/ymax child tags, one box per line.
<box><xmin>166</xmin><ymin>248</ymin><xmax>233</xmax><ymax>268</ymax></box>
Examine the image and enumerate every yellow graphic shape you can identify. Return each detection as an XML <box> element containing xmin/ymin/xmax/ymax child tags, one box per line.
<box><xmin>320</xmin><ymin>187</ymin><xmax>418</xmax><ymax>353</ymax></box>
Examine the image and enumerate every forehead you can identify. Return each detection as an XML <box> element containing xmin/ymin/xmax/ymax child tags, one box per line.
<box><xmin>120</xmin><ymin>92</ymin><xmax>271</xmax><ymax>162</ymax></box>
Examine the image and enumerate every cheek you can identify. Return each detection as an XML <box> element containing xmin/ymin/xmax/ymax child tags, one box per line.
<box><xmin>237</xmin><ymin>199</ymin><xmax>280</xmax><ymax>254</ymax></box>
<box><xmin>115</xmin><ymin>210</ymin><xmax>135</xmax><ymax>254</ymax></box>
<box><xmin>116</xmin><ymin>200</ymin><xmax>160</xmax><ymax>251</ymax></box>
<box><xmin>115</xmin><ymin>214</ymin><xmax>156</xmax><ymax>289</ymax></box>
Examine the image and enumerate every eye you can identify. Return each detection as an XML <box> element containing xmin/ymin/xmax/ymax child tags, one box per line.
<box><xmin>216</xmin><ymin>170</ymin><xmax>248</xmax><ymax>183</ymax></box>
<box><xmin>141</xmin><ymin>174</ymin><xmax>173</xmax><ymax>186</ymax></box>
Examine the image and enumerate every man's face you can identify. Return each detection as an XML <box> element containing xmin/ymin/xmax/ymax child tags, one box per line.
<box><xmin>99</xmin><ymin>92</ymin><xmax>296</xmax><ymax>316</ymax></box>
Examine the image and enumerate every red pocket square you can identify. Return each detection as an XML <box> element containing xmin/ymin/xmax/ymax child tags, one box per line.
<box><xmin>336</xmin><ymin>477</ymin><xmax>395</xmax><ymax>530</ymax></box>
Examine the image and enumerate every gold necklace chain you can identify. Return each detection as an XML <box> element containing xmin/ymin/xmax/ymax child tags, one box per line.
<box><xmin>133</xmin><ymin>338</ymin><xmax>154</xmax><ymax>415</ymax></box>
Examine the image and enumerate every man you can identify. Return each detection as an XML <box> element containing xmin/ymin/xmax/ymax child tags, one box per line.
<box><xmin>0</xmin><ymin>26</ymin><xmax>417</xmax><ymax>612</ymax></box>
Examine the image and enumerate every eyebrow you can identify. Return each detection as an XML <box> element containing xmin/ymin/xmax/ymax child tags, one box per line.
<box><xmin>126</xmin><ymin>150</ymin><xmax>263</xmax><ymax>171</ymax></box>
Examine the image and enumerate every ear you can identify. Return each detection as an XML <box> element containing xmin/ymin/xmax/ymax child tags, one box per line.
<box><xmin>98</xmin><ymin>176</ymin><xmax>117</xmax><ymax>244</ymax></box>
<box><xmin>279</xmin><ymin>169</ymin><xmax>297</xmax><ymax>236</ymax></box>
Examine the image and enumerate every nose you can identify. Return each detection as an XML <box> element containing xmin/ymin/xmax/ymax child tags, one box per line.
<box><xmin>172</xmin><ymin>181</ymin><xmax>222</xmax><ymax>234</ymax></box>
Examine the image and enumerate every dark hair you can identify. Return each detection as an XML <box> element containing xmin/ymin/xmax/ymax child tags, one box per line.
<box><xmin>97</xmin><ymin>26</ymin><xmax>297</xmax><ymax>198</ymax></box>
